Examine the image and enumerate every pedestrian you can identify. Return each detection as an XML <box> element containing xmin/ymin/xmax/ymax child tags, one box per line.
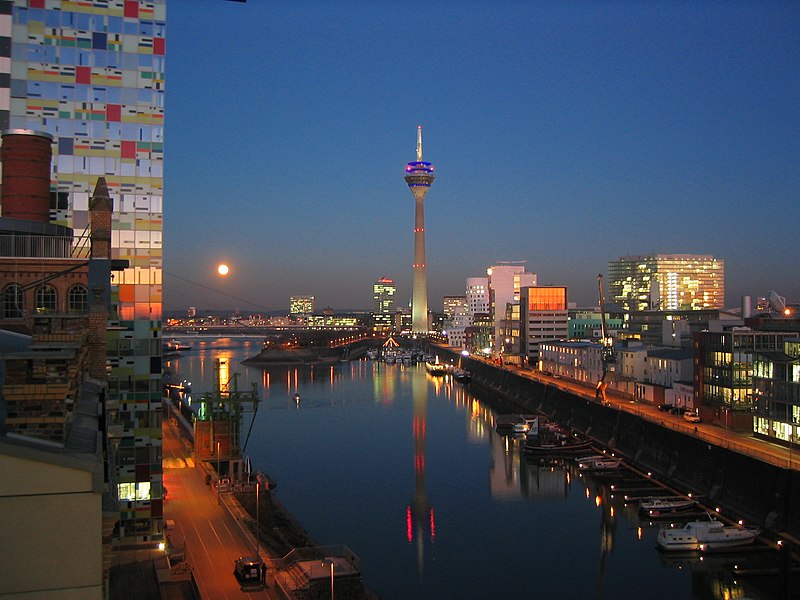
<box><xmin>260</xmin><ymin>562</ymin><xmax>266</xmax><ymax>585</ymax></box>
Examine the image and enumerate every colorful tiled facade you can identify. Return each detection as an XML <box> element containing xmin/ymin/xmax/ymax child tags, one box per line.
<box><xmin>1</xmin><ymin>0</ymin><xmax>164</xmax><ymax>547</ymax></box>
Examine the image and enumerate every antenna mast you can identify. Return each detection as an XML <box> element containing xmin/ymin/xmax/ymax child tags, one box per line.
<box><xmin>416</xmin><ymin>125</ymin><xmax>423</xmax><ymax>162</ymax></box>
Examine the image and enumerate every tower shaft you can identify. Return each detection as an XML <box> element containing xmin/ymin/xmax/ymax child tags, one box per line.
<box><xmin>404</xmin><ymin>126</ymin><xmax>435</xmax><ymax>334</ymax></box>
<box><xmin>412</xmin><ymin>190</ymin><xmax>428</xmax><ymax>333</ymax></box>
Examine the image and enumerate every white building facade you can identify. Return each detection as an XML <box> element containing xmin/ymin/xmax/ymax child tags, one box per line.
<box><xmin>486</xmin><ymin>263</ymin><xmax>537</xmax><ymax>353</ymax></box>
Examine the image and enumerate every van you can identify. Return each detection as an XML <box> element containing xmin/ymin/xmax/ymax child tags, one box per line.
<box><xmin>683</xmin><ymin>411</ymin><xmax>700</xmax><ymax>423</ymax></box>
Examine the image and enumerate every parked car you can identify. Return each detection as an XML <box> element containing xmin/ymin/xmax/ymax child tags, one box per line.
<box><xmin>683</xmin><ymin>411</ymin><xmax>701</xmax><ymax>423</ymax></box>
<box><xmin>670</xmin><ymin>406</ymin><xmax>688</xmax><ymax>415</ymax></box>
<box><xmin>234</xmin><ymin>556</ymin><xmax>262</xmax><ymax>584</ymax></box>
<box><xmin>657</xmin><ymin>404</ymin><xmax>672</xmax><ymax>412</ymax></box>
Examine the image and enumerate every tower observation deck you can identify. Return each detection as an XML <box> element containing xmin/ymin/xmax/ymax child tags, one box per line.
<box><xmin>404</xmin><ymin>126</ymin><xmax>436</xmax><ymax>334</ymax></box>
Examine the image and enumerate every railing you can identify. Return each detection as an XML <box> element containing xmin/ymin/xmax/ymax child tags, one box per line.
<box><xmin>0</xmin><ymin>233</ymin><xmax>90</xmax><ymax>258</ymax></box>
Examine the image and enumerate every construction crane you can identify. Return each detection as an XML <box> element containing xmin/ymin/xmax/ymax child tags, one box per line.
<box><xmin>596</xmin><ymin>274</ymin><xmax>616</xmax><ymax>403</ymax></box>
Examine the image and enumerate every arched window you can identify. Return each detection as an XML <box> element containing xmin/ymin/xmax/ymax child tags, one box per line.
<box><xmin>3</xmin><ymin>284</ymin><xmax>24</xmax><ymax>318</ymax></box>
<box><xmin>35</xmin><ymin>285</ymin><xmax>57</xmax><ymax>313</ymax></box>
<box><xmin>68</xmin><ymin>285</ymin><xmax>89</xmax><ymax>313</ymax></box>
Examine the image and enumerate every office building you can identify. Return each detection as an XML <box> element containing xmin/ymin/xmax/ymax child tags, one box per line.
<box><xmin>486</xmin><ymin>262</ymin><xmax>536</xmax><ymax>353</ymax></box>
<box><xmin>753</xmin><ymin>339</ymin><xmax>800</xmax><ymax>448</ymax></box>
<box><xmin>568</xmin><ymin>307</ymin><xmax>624</xmax><ymax>341</ymax></box>
<box><xmin>443</xmin><ymin>295</ymin><xmax>468</xmax><ymax>327</ymax></box>
<box><xmin>372</xmin><ymin>277</ymin><xmax>396</xmax><ymax>332</ymax></box>
<box><xmin>519</xmin><ymin>286</ymin><xmax>568</xmax><ymax>363</ymax></box>
<box><xmin>694</xmin><ymin>328</ymin><xmax>797</xmax><ymax>433</ymax></box>
<box><xmin>465</xmin><ymin>276</ymin><xmax>489</xmax><ymax>323</ymax></box>
<box><xmin>404</xmin><ymin>126</ymin><xmax>435</xmax><ymax>333</ymax></box>
<box><xmin>289</xmin><ymin>295</ymin><xmax>315</xmax><ymax>317</ymax></box>
<box><xmin>3</xmin><ymin>1</ymin><xmax>166</xmax><ymax>548</ymax></box>
<box><xmin>609</xmin><ymin>254</ymin><xmax>724</xmax><ymax>312</ymax></box>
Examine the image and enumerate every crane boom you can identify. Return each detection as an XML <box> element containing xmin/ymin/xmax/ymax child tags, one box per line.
<box><xmin>596</xmin><ymin>274</ymin><xmax>616</xmax><ymax>403</ymax></box>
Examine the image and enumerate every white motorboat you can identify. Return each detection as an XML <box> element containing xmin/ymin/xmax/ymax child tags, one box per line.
<box><xmin>578</xmin><ymin>457</ymin><xmax>623</xmax><ymax>471</ymax></box>
<box><xmin>657</xmin><ymin>518</ymin><xmax>760</xmax><ymax>551</ymax></box>
<box><xmin>425</xmin><ymin>357</ymin><xmax>451</xmax><ymax>375</ymax></box>
<box><xmin>512</xmin><ymin>419</ymin><xmax>538</xmax><ymax>434</ymax></box>
<box><xmin>639</xmin><ymin>497</ymin><xmax>697</xmax><ymax>515</ymax></box>
<box><xmin>574</xmin><ymin>454</ymin><xmax>606</xmax><ymax>464</ymax></box>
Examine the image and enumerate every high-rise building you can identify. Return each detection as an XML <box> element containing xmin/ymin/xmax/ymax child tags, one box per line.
<box><xmin>609</xmin><ymin>254</ymin><xmax>724</xmax><ymax>312</ymax></box>
<box><xmin>289</xmin><ymin>295</ymin><xmax>315</xmax><ymax>317</ymax></box>
<box><xmin>486</xmin><ymin>262</ymin><xmax>537</xmax><ymax>353</ymax></box>
<box><xmin>466</xmin><ymin>277</ymin><xmax>489</xmax><ymax>322</ymax></box>
<box><xmin>404</xmin><ymin>126</ymin><xmax>435</xmax><ymax>333</ymax></box>
<box><xmin>2</xmin><ymin>1</ymin><xmax>166</xmax><ymax>548</ymax></box>
<box><xmin>372</xmin><ymin>277</ymin><xmax>396</xmax><ymax>332</ymax></box>
<box><xmin>519</xmin><ymin>286</ymin><xmax>568</xmax><ymax>363</ymax></box>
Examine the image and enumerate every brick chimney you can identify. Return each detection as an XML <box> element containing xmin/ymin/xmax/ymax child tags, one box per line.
<box><xmin>1</xmin><ymin>129</ymin><xmax>54</xmax><ymax>223</ymax></box>
<box><xmin>89</xmin><ymin>177</ymin><xmax>112</xmax><ymax>260</ymax></box>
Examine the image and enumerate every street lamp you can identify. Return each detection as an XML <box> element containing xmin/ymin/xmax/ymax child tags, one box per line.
<box><xmin>255</xmin><ymin>480</ymin><xmax>260</xmax><ymax>560</ymax></box>
<box><xmin>323</xmin><ymin>558</ymin><xmax>334</xmax><ymax>600</ymax></box>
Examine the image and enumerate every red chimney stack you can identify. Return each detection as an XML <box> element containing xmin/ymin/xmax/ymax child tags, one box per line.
<box><xmin>1</xmin><ymin>129</ymin><xmax>54</xmax><ymax>223</ymax></box>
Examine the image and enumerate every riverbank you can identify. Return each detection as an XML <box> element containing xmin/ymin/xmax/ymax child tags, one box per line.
<box><xmin>438</xmin><ymin>346</ymin><xmax>800</xmax><ymax>541</ymax></box>
<box><xmin>233</xmin><ymin>484</ymin><xmax>319</xmax><ymax>557</ymax></box>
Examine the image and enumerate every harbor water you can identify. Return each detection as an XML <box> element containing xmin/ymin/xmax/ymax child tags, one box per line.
<box><xmin>166</xmin><ymin>337</ymin><xmax>781</xmax><ymax>600</ymax></box>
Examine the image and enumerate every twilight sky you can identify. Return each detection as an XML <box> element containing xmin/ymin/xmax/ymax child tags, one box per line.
<box><xmin>164</xmin><ymin>1</ymin><xmax>799</xmax><ymax>314</ymax></box>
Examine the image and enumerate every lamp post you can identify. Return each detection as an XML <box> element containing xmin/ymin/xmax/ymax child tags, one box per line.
<box><xmin>255</xmin><ymin>480</ymin><xmax>260</xmax><ymax>560</ymax></box>
<box><xmin>323</xmin><ymin>558</ymin><xmax>334</xmax><ymax>600</ymax></box>
<box><xmin>216</xmin><ymin>441</ymin><xmax>221</xmax><ymax>479</ymax></box>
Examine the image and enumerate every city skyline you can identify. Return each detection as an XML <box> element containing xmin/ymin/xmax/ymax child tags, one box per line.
<box><xmin>165</xmin><ymin>1</ymin><xmax>799</xmax><ymax>313</ymax></box>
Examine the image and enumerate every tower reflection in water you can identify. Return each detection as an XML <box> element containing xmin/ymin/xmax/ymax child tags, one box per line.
<box><xmin>407</xmin><ymin>372</ymin><xmax>434</xmax><ymax>574</ymax></box>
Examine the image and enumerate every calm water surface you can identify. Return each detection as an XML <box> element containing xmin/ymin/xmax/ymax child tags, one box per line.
<box><xmin>167</xmin><ymin>337</ymin><xmax>776</xmax><ymax>600</ymax></box>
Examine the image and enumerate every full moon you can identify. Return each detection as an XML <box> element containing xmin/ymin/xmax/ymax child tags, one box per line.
<box><xmin>217</xmin><ymin>264</ymin><xmax>229</xmax><ymax>276</ymax></box>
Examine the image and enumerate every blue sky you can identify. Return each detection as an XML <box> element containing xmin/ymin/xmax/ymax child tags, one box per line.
<box><xmin>164</xmin><ymin>1</ymin><xmax>799</xmax><ymax>313</ymax></box>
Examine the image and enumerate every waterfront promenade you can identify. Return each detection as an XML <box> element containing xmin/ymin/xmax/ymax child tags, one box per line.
<box><xmin>517</xmin><ymin>365</ymin><xmax>800</xmax><ymax>472</ymax></box>
<box><xmin>456</xmin><ymin>348</ymin><xmax>800</xmax><ymax>472</ymax></box>
<box><xmin>162</xmin><ymin>418</ymin><xmax>278</xmax><ymax>599</ymax></box>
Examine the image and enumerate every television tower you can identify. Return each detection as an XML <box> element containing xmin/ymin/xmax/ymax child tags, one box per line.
<box><xmin>404</xmin><ymin>126</ymin><xmax>436</xmax><ymax>333</ymax></box>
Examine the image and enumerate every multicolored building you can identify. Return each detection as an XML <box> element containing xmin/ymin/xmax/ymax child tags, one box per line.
<box><xmin>0</xmin><ymin>0</ymin><xmax>165</xmax><ymax>548</ymax></box>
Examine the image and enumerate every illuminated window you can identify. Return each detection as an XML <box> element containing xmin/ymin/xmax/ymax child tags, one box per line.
<box><xmin>117</xmin><ymin>481</ymin><xmax>152</xmax><ymax>501</ymax></box>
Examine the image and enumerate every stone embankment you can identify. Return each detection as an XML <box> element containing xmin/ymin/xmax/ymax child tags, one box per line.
<box><xmin>440</xmin><ymin>348</ymin><xmax>800</xmax><ymax>541</ymax></box>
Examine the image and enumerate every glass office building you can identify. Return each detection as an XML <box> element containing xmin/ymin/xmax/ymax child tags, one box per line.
<box><xmin>1</xmin><ymin>0</ymin><xmax>165</xmax><ymax>547</ymax></box>
<box><xmin>609</xmin><ymin>254</ymin><xmax>724</xmax><ymax>312</ymax></box>
<box><xmin>372</xmin><ymin>277</ymin><xmax>396</xmax><ymax>332</ymax></box>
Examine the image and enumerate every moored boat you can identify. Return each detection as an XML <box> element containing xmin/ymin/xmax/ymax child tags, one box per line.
<box><xmin>657</xmin><ymin>518</ymin><xmax>760</xmax><ymax>551</ymax></box>
<box><xmin>164</xmin><ymin>339</ymin><xmax>191</xmax><ymax>352</ymax></box>
<box><xmin>512</xmin><ymin>418</ymin><xmax>538</xmax><ymax>434</ymax></box>
<box><xmin>639</xmin><ymin>497</ymin><xmax>697</xmax><ymax>516</ymax></box>
<box><xmin>425</xmin><ymin>357</ymin><xmax>451</xmax><ymax>375</ymax></box>
<box><xmin>578</xmin><ymin>457</ymin><xmax>623</xmax><ymax>472</ymax></box>
<box><xmin>453</xmin><ymin>368</ymin><xmax>471</xmax><ymax>383</ymax></box>
<box><xmin>524</xmin><ymin>437</ymin><xmax>593</xmax><ymax>456</ymax></box>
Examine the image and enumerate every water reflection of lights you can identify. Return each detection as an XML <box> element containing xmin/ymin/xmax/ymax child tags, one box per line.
<box><xmin>217</xmin><ymin>357</ymin><xmax>230</xmax><ymax>391</ymax></box>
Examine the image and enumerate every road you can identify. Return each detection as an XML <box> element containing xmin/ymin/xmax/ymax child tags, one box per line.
<box><xmin>162</xmin><ymin>420</ymin><xmax>280</xmax><ymax>599</ymax></box>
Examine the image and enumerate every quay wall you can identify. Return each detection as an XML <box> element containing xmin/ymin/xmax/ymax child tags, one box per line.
<box><xmin>449</xmin><ymin>351</ymin><xmax>800</xmax><ymax>539</ymax></box>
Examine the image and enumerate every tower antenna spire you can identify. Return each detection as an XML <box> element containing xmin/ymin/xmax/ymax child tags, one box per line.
<box><xmin>416</xmin><ymin>125</ymin><xmax>423</xmax><ymax>162</ymax></box>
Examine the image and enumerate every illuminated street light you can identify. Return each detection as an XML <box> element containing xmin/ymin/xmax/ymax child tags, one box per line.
<box><xmin>322</xmin><ymin>558</ymin><xmax>334</xmax><ymax>600</ymax></box>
